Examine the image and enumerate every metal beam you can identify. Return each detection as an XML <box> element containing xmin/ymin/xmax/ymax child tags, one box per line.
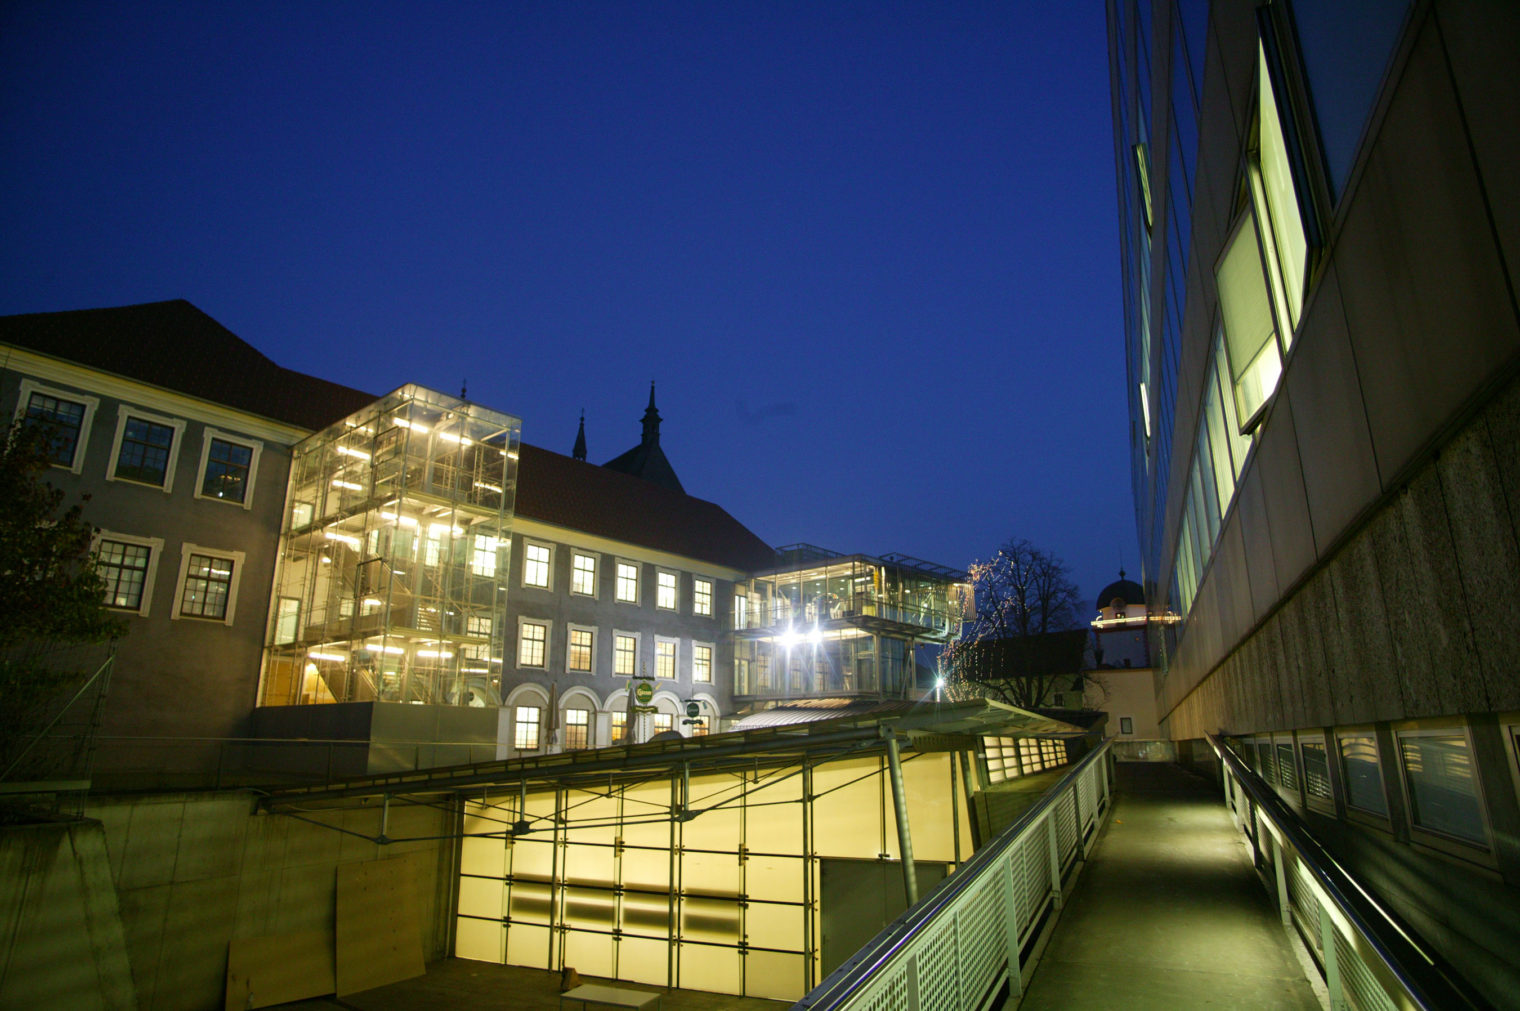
<box><xmin>885</xmin><ymin>733</ymin><xmax>918</xmax><ymax>908</ymax></box>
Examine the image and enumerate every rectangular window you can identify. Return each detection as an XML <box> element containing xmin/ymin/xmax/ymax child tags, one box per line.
<box><xmin>611</xmin><ymin>711</ymin><xmax>628</xmax><ymax>743</ymax></box>
<box><xmin>613</xmin><ymin>633</ymin><xmax>637</xmax><ymax>677</ymax></box>
<box><xmin>652</xmin><ymin>713</ymin><xmax>673</xmax><ymax>736</ymax></box>
<box><xmin>179</xmin><ymin>552</ymin><xmax>235</xmax><ymax>620</ymax></box>
<box><xmin>97</xmin><ymin>538</ymin><xmax>153</xmax><ymax>611</ymax></box>
<box><xmin>1339</xmin><ymin>733</ymin><xmax>1388</xmax><ymax>817</ymax></box>
<box><xmin>564</xmin><ymin>709</ymin><xmax>590</xmax><ymax>750</ymax></box>
<box><xmin>514</xmin><ymin>706</ymin><xmax>541</xmax><ymax>750</ymax></box>
<box><xmin>113</xmin><ymin>414</ymin><xmax>179</xmax><ymax>487</ymax></box>
<box><xmin>1119</xmin><ymin>716</ymin><xmax>1133</xmax><ymax>735</ymax></box>
<box><xmin>567</xmin><ymin>627</ymin><xmax>593</xmax><ymax>673</ymax></box>
<box><xmin>655</xmin><ymin>639</ymin><xmax>675</xmax><ymax>680</ymax></box>
<box><xmin>1255</xmin><ymin>44</ymin><xmax>1310</xmax><ymax>335</ymax></box>
<box><xmin>657</xmin><ymin>570</ymin><xmax>677</xmax><ymax>610</ymax></box>
<box><xmin>571</xmin><ymin>552</ymin><xmax>597</xmax><ymax>596</ymax></box>
<box><xmin>274</xmin><ymin>596</ymin><xmax>300</xmax><ymax>644</ymax></box>
<box><xmin>518</xmin><ymin>621</ymin><xmax>548</xmax><ymax>668</ymax></box>
<box><xmin>466</xmin><ymin>615</ymin><xmax>493</xmax><ymax>637</ymax></box>
<box><xmin>693</xmin><ymin>578</ymin><xmax>713</xmax><ymax>616</ymax></box>
<box><xmin>1398</xmin><ymin>731</ymin><xmax>1488</xmax><ymax>846</ymax></box>
<box><xmin>1216</xmin><ymin>210</ymin><xmax>1283</xmax><ymax>432</ymax></box>
<box><xmin>1275</xmin><ymin>741</ymin><xmax>1298</xmax><ymax>792</ymax></box>
<box><xmin>693</xmin><ymin>643</ymin><xmax>713</xmax><ymax>684</ymax></box>
<box><xmin>1301</xmin><ymin>738</ymin><xmax>1333</xmax><ymax>802</ymax></box>
<box><xmin>197</xmin><ymin>433</ymin><xmax>258</xmax><ymax>505</ymax></box>
<box><xmin>523</xmin><ymin>543</ymin><xmax>550</xmax><ymax>588</ymax></box>
<box><xmin>734</xmin><ymin>593</ymin><xmax>749</xmax><ymax>627</ymax></box>
<box><xmin>615</xmin><ymin>561</ymin><xmax>639</xmax><ymax>603</ymax></box>
<box><xmin>471</xmin><ymin>534</ymin><xmax>499</xmax><ymax>576</ymax></box>
<box><xmin>23</xmin><ymin>390</ymin><xmax>88</xmax><ymax>468</ymax></box>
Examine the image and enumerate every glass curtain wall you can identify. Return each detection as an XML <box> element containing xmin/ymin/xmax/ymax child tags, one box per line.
<box><xmin>734</xmin><ymin>556</ymin><xmax>959</xmax><ymax>639</ymax></box>
<box><xmin>456</xmin><ymin>747</ymin><xmax>971</xmax><ymax>1001</ymax></box>
<box><xmin>259</xmin><ymin>386</ymin><xmax>521</xmax><ymax>708</ymax></box>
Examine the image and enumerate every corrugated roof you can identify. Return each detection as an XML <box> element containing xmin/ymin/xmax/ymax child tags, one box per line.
<box><xmin>0</xmin><ymin>300</ymin><xmax>376</xmax><ymax>431</ymax></box>
<box><xmin>515</xmin><ymin>442</ymin><xmax>776</xmax><ymax>572</ymax></box>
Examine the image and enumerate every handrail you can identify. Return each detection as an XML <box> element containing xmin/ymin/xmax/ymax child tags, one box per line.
<box><xmin>796</xmin><ymin>739</ymin><xmax>1112</xmax><ymax>1010</ymax></box>
<box><xmin>1206</xmin><ymin>733</ymin><xmax>1490</xmax><ymax>1010</ymax></box>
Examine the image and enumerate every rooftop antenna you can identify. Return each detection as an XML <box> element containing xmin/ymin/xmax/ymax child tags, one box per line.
<box><xmin>460</xmin><ymin>378</ymin><xmax>468</xmax><ymax>400</ymax></box>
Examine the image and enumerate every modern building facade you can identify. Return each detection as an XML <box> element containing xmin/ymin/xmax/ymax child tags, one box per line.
<box><xmin>1110</xmin><ymin>0</ymin><xmax>1520</xmax><ymax>999</ymax></box>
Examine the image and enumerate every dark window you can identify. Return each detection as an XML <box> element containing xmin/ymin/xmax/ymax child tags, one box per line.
<box><xmin>115</xmin><ymin>417</ymin><xmax>175</xmax><ymax>486</ymax></box>
<box><xmin>1339</xmin><ymin>734</ymin><xmax>1388</xmax><ymax>816</ymax></box>
<box><xmin>98</xmin><ymin>540</ymin><xmax>151</xmax><ymax>610</ymax></box>
<box><xmin>180</xmin><ymin>553</ymin><xmax>233</xmax><ymax>619</ymax></box>
<box><xmin>1120</xmin><ymin>716</ymin><xmax>1134</xmax><ymax>735</ymax></box>
<box><xmin>1301</xmin><ymin>739</ymin><xmax>1332</xmax><ymax>800</ymax></box>
<box><xmin>1399</xmin><ymin>733</ymin><xmax>1487</xmax><ymax>845</ymax></box>
<box><xmin>24</xmin><ymin>392</ymin><xmax>86</xmax><ymax>466</ymax></box>
<box><xmin>201</xmin><ymin>438</ymin><xmax>253</xmax><ymax>502</ymax></box>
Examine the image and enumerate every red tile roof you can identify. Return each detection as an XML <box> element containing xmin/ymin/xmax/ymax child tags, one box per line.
<box><xmin>0</xmin><ymin>300</ymin><xmax>375</xmax><ymax>431</ymax></box>
<box><xmin>515</xmin><ymin>443</ymin><xmax>776</xmax><ymax>571</ymax></box>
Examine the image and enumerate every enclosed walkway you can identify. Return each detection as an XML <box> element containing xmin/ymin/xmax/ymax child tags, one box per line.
<box><xmin>1015</xmin><ymin>763</ymin><xmax>1321</xmax><ymax>1010</ymax></box>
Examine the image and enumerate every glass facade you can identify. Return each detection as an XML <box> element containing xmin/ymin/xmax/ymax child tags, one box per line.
<box><xmin>257</xmin><ymin>385</ymin><xmax>521</xmax><ymax>708</ymax></box>
<box><xmin>730</xmin><ymin>547</ymin><xmax>967</xmax><ymax>701</ymax></box>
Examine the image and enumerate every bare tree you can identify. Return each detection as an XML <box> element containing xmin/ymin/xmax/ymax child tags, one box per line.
<box><xmin>941</xmin><ymin>538</ymin><xmax>1093</xmax><ymax>709</ymax></box>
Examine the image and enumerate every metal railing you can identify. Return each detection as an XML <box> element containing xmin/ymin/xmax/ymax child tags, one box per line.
<box><xmin>1208</xmin><ymin>734</ymin><xmax>1490</xmax><ymax>1011</ymax></box>
<box><xmin>795</xmin><ymin>740</ymin><xmax>1112</xmax><ymax>1011</ymax></box>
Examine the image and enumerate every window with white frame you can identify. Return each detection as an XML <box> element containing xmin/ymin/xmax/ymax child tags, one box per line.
<box><xmin>613</xmin><ymin>632</ymin><xmax>638</xmax><ymax>676</ymax></box>
<box><xmin>518</xmin><ymin>620</ymin><xmax>549</xmax><ymax>668</ymax></box>
<box><xmin>195</xmin><ymin>429</ymin><xmax>261</xmax><ymax>506</ymax></box>
<box><xmin>172</xmin><ymin>544</ymin><xmax>244</xmax><ymax>624</ymax></box>
<box><xmin>652</xmin><ymin>713</ymin><xmax>674</xmax><ymax>735</ymax></box>
<box><xmin>95</xmin><ymin>533</ymin><xmax>163</xmax><ymax>615</ymax></box>
<box><xmin>567</xmin><ymin>626</ymin><xmax>594</xmax><ymax>673</ymax></box>
<box><xmin>17</xmin><ymin>380</ymin><xmax>98</xmax><ymax>472</ymax></box>
<box><xmin>470</xmin><ymin>534</ymin><xmax>499</xmax><ymax>576</ymax></box>
<box><xmin>564</xmin><ymin>709</ymin><xmax>590</xmax><ymax>750</ymax></box>
<box><xmin>522</xmin><ymin>542</ymin><xmax>551</xmax><ymax>588</ymax></box>
<box><xmin>110</xmin><ymin>407</ymin><xmax>186</xmax><ymax>490</ymax></box>
<box><xmin>692</xmin><ymin>643</ymin><xmax>713</xmax><ymax>683</ymax></box>
<box><xmin>693</xmin><ymin>578</ymin><xmax>713</xmax><ymax>616</ymax></box>
<box><xmin>514</xmin><ymin>706</ymin><xmax>541</xmax><ymax>750</ymax></box>
<box><xmin>734</xmin><ymin>592</ymin><xmax>748</xmax><ymax>627</ymax></box>
<box><xmin>656</xmin><ymin>570</ymin><xmax>677</xmax><ymax>610</ymax></box>
<box><xmin>571</xmin><ymin>552</ymin><xmax>597</xmax><ymax>596</ymax></box>
<box><xmin>611</xmin><ymin>711</ymin><xmax>628</xmax><ymax>743</ymax></box>
<box><xmin>655</xmin><ymin>638</ymin><xmax>676</xmax><ymax>680</ymax></box>
<box><xmin>615</xmin><ymin>561</ymin><xmax>639</xmax><ymax>603</ymax></box>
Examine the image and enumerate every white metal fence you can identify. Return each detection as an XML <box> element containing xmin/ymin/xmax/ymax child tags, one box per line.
<box><xmin>795</xmin><ymin>740</ymin><xmax>1113</xmax><ymax>1011</ymax></box>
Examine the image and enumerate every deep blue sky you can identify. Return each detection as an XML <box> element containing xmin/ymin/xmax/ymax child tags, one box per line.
<box><xmin>0</xmin><ymin>2</ymin><xmax>1131</xmax><ymax>611</ymax></box>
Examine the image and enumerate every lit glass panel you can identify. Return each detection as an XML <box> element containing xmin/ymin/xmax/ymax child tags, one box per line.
<box><xmin>1257</xmin><ymin>47</ymin><xmax>1309</xmax><ymax>335</ymax></box>
<box><xmin>1218</xmin><ymin>210</ymin><xmax>1282</xmax><ymax>429</ymax></box>
<box><xmin>571</xmin><ymin>552</ymin><xmax>596</xmax><ymax>595</ymax></box>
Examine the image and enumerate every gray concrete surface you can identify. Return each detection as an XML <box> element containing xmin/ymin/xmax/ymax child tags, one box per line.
<box><xmin>1015</xmin><ymin>763</ymin><xmax>1323</xmax><ymax>1010</ymax></box>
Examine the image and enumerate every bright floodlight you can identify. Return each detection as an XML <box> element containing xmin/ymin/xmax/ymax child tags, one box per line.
<box><xmin>779</xmin><ymin>628</ymin><xmax>801</xmax><ymax>649</ymax></box>
<box><xmin>935</xmin><ymin>676</ymin><xmax>946</xmax><ymax>690</ymax></box>
<box><xmin>808</xmin><ymin>626</ymin><xmax>823</xmax><ymax>645</ymax></box>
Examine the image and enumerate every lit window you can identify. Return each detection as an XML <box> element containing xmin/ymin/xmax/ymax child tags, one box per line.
<box><xmin>693</xmin><ymin>643</ymin><xmax>713</xmax><ymax>683</ymax></box>
<box><xmin>198</xmin><ymin>433</ymin><xmax>257</xmax><ymax>505</ymax></box>
<box><xmin>611</xmin><ymin>711</ymin><xmax>628</xmax><ymax>743</ymax></box>
<box><xmin>652</xmin><ymin>713</ymin><xmax>673</xmax><ymax>735</ymax></box>
<box><xmin>1217</xmin><ymin>210</ymin><xmax>1282</xmax><ymax>431</ymax></box>
<box><xmin>734</xmin><ymin>593</ymin><xmax>748</xmax><ymax>627</ymax></box>
<box><xmin>518</xmin><ymin>621</ymin><xmax>547</xmax><ymax>668</ymax></box>
<box><xmin>514</xmin><ymin>706</ymin><xmax>541</xmax><ymax>750</ymax></box>
<box><xmin>274</xmin><ymin>597</ymin><xmax>300</xmax><ymax>644</ymax></box>
<box><xmin>1338</xmin><ymin>733</ymin><xmax>1388</xmax><ymax>817</ymax></box>
<box><xmin>691</xmin><ymin>720</ymin><xmax>709</xmax><ymax>737</ymax></box>
<box><xmin>176</xmin><ymin>550</ymin><xmax>239</xmax><ymax>621</ymax></box>
<box><xmin>97</xmin><ymin>537</ymin><xmax>159</xmax><ymax>613</ymax></box>
<box><xmin>571</xmin><ymin>552</ymin><xmax>597</xmax><ymax>596</ymax></box>
<box><xmin>523</xmin><ymin>543</ymin><xmax>550</xmax><ymax>588</ymax></box>
<box><xmin>471</xmin><ymin>534</ymin><xmax>499</xmax><ymax>576</ymax></box>
<box><xmin>112</xmin><ymin>411</ymin><xmax>183</xmax><ymax>488</ymax></box>
<box><xmin>20</xmin><ymin>385</ymin><xmax>93</xmax><ymax>469</ymax></box>
<box><xmin>1255</xmin><ymin>45</ymin><xmax>1310</xmax><ymax>335</ymax></box>
<box><xmin>567</xmin><ymin>627</ymin><xmax>593</xmax><ymax>673</ymax></box>
<box><xmin>1398</xmin><ymin>731</ymin><xmax>1488</xmax><ymax>846</ymax></box>
<box><xmin>655</xmin><ymin>639</ymin><xmax>675</xmax><ymax>680</ymax></box>
<box><xmin>1301</xmin><ymin>738</ymin><xmax>1332</xmax><ymax>802</ymax></box>
<box><xmin>615</xmin><ymin>561</ymin><xmax>639</xmax><ymax>603</ymax></box>
<box><xmin>693</xmin><ymin>578</ymin><xmax>713</xmax><ymax>616</ymax></box>
<box><xmin>466</xmin><ymin>615</ymin><xmax>493</xmax><ymax>637</ymax></box>
<box><xmin>613</xmin><ymin>633</ymin><xmax>637</xmax><ymax>676</ymax></box>
<box><xmin>657</xmin><ymin>571</ymin><xmax>677</xmax><ymax>610</ymax></box>
<box><xmin>423</xmin><ymin>529</ymin><xmax>443</xmax><ymax>566</ymax></box>
<box><xmin>564</xmin><ymin>709</ymin><xmax>590</xmax><ymax>750</ymax></box>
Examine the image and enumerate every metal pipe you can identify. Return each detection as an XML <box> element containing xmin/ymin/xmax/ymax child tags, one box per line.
<box><xmin>884</xmin><ymin>733</ymin><xmax>918</xmax><ymax>907</ymax></box>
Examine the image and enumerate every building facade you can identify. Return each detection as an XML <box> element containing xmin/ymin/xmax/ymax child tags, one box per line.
<box><xmin>1110</xmin><ymin>0</ymin><xmax>1520</xmax><ymax>999</ymax></box>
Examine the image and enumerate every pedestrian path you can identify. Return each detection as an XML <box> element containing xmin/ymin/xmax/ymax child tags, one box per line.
<box><xmin>1014</xmin><ymin>763</ymin><xmax>1323</xmax><ymax>1010</ymax></box>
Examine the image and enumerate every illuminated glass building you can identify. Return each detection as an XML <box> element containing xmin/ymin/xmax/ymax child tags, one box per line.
<box><xmin>1110</xmin><ymin>0</ymin><xmax>1520</xmax><ymax>999</ymax></box>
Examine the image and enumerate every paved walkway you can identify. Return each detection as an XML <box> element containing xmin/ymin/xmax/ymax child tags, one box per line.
<box><xmin>1015</xmin><ymin>763</ymin><xmax>1323</xmax><ymax>1010</ymax></box>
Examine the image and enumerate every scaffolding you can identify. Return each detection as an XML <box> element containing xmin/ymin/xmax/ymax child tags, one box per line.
<box><xmin>258</xmin><ymin>386</ymin><xmax>521</xmax><ymax>709</ymax></box>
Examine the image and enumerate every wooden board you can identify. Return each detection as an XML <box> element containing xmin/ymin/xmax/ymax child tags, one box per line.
<box><xmin>335</xmin><ymin>855</ymin><xmax>425</xmax><ymax>996</ymax></box>
<box><xmin>224</xmin><ymin>931</ymin><xmax>335</xmax><ymax>1010</ymax></box>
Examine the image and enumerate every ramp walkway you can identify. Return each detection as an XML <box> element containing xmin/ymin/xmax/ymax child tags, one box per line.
<box><xmin>1015</xmin><ymin>762</ymin><xmax>1320</xmax><ymax>1009</ymax></box>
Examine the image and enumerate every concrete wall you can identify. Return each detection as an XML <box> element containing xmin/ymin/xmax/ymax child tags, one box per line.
<box><xmin>75</xmin><ymin>792</ymin><xmax>454</xmax><ymax>1011</ymax></box>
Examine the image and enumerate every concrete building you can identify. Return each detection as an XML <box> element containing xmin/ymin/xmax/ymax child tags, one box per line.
<box><xmin>1110</xmin><ymin>0</ymin><xmax>1520</xmax><ymax>1000</ymax></box>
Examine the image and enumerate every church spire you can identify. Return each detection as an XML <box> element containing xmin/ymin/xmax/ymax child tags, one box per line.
<box><xmin>641</xmin><ymin>381</ymin><xmax>662</xmax><ymax>446</ymax></box>
<box><xmin>572</xmin><ymin>410</ymin><xmax>587</xmax><ymax>462</ymax></box>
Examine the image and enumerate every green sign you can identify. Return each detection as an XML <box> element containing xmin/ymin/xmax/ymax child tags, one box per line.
<box><xmin>634</xmin><ymin>681</ymin><xmax>655</xmax><ymax>706</ymax></box>
<box><xmin>685</xmin><ymin>700</ymin><xmax>700</xmax><ymax>719</ymax></box>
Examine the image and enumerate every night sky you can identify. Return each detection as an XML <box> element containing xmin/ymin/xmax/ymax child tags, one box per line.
<box><xmin>1</xmin><ymin>2</ymin><xmax>1131</xmax><ymax>613</ymax></box>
